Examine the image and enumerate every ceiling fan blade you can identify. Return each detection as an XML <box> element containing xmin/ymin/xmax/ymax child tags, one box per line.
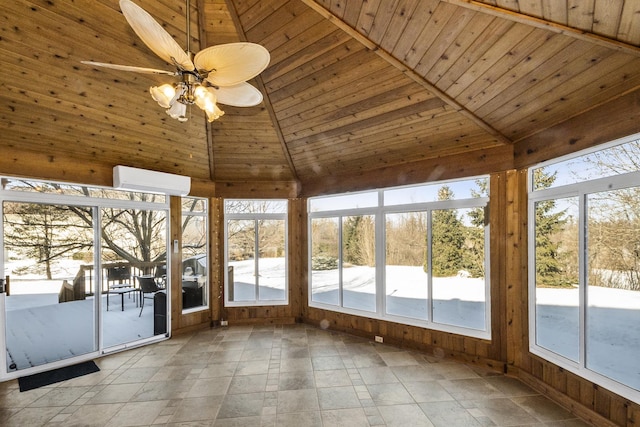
<box><xmin>209</xmin><ymin>83</ymin><xmax>263</xmax><ymax>107</ymax></box>
<box><xmin>119</xmin><ymin>0</ymin><xmax>194</xmax><ymax>71</ymax></box>
<box><xmin>81</xmin><ymin>61</ymin><xmax>178</xmax><ymax>76</ymax></box>
<box><xmin>195</xmin><ymin>43</ymin><xmax>270</xmax><ymax>87</ymax></box>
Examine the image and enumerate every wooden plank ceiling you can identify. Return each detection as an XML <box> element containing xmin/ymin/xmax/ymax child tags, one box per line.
<box><xmin>1</xmin><ymin>0</ymin><xmax>639</xmax><ymax>196</ymax></box>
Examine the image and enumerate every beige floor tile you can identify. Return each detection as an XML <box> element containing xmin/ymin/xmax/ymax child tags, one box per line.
<box><xmin>317</xmin><ymin>386</ymin><xmax>361</xmax><ymax>410</ymax></box>
<box><xmin>403</xmin><ymin>380</ymin><xmax>455</xmax><ymax>403</ymax></box>
<box><xmin>278</xmin><ymin>371</ymin><xmax>315</xmax><ymax>391</ymax></box>
<box><xmin>0</xmin><ymin>325</ymin><xmax>597</xmax><ymax>427</ymax></box>
<box><xmin>419</xmin><ymin>400</ymin><xmax>483</xmax><ymax>427</ymax></box>
<box><xmin>88</xmin><ymin>383</ymin><xmax>145</xmax><ymax>404</ymax></box>
<box><xmin>57</xmin><ymin>403</ymin><xmax>123</xmax><ymax>427</ymax></box>
<box><xmin>367</xmin><ymin>382</ymin><xmax>414</xmax><ymax>406</ymax></box>
<box><xmin>170</xmin><ymin>396</ymin><xmax>222</xmax><ymax>423</ymax></box>
<box><xmin>276</xmin><ymin>411</ymin><xmax>323</xmax><ymax>427</ymax></box>
<box><xmin>1</xmin><ymin>406</ymin><xmax>61</xmax><ymax>426</ymax></box>
<box><xmin>378</xmin><ymin>403</ymin><xmax>435</xmax><ymax>426</ymax></box>
<box><xmin>104</xmin><ymin>400</ymin><xmax>169</xmax><ymax>426</ymax></box>
<box><xmin>321</xmin><ymin>407</ymin><xmax>370</xmax><ymax>426</ymax></box>
<box><xmin>129</xmin><ymin>379</ymin><xmax>191</xmax><ymax>401</ymax></box>
<box><xmin>227</xmin><ymin>374</ymin><xmax>267</xmax><ymax>394</ymax></box>
<box><xmin>277</xmin><ymin>389</ymin><xmax>319</xmax><ymax>414</ymax></box>
<box><xmin>217</xmin><ymin>392</ymin><xmax>265</xmax><ymax>419</ymax></box>
<box><xmin>358</xmin><ymin>366</ymin><xmax>399</xmax><ymax>385</ymax></box>
<box><xmin>28</xmin><ymin>385</ymin><xmax>92</xmax><ymax>407</ymax></box>
<box><xmin>313</xmin><ymin>369</ymin><xmax>352</xmax><ymax>388</ymax></box>
<box><xmin>187</xmin><ymin>377</ymin><xmax>232</xmax><ymax>398</ymax></box>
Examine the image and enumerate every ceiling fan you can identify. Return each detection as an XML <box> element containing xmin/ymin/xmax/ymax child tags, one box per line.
<box><xmin>82</xmin><ymin>0</ymin><xmax>270</xmax><ymax>123</ymax></box>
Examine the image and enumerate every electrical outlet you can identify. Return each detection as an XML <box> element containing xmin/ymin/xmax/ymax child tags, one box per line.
<box><xmin>374</xmin><ymin>335</ymin><xmax>383</xmax><ymax>343</ymax></box>
<box><xmin>220</xmin><ymin>320</ymin><xmax>228</xmax><ymax>326</ymax></box>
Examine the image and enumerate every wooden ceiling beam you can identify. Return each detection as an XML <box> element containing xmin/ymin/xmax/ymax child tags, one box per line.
<box><xmin>301</xmin><ymin>0</ymin><xmax>513</xmax><ymax>146</ymax></box>
<box><xmin>197</xmin><ymin>0</ymin><xmax>217</xmax><ymax>182</ymax></box>
<box><xmin>299</xmin><ymin>144</ymin><xmax>514</xmax><ymax>197</ymax></box>
<box><xmin>442</xmin><ymin>0</ymin><xmax>640</xmax><ymax>58</ymax></box>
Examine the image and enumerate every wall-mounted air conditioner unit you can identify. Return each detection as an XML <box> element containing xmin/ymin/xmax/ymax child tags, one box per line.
<box><xmin>113</xmin><ymin>166</ymin><xmax>191</xmax><ymax>196</ymax></box>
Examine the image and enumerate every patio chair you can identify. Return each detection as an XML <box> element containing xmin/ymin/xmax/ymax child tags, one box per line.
<box><xmin>137</xmin><ymin>275</ymin><xmax>162</xmax><ymax>317</ymax></box>
<box><xmin>154</xmin><ymin>264</ymin><xmax>167</xmax><ymax>288</ymax></box>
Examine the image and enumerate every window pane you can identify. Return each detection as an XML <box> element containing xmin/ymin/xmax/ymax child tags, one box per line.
<box><xmin>182</xmin><ymin>198</ymin><xmax>206</xmax><ymax>212</ymax></box>
<box><xmin>182</xmin><ymin>203</ymin><xmax>208</xmax><ymax>310</ymax></box>
<box><xmin>311</xmin><ymin>218</ymin><xmax>340</xmax><ymax>305</ymax></box>
<box><xmin>101</xmin><ymin>207</ymin><xmax>168</xmax><ymax>347</ymax></box>
<box><xmin>586</xmin><ymin>190</ymin><xmax>640</xmax><ymax>391</ymax></box>
<box><xmin>431</xmin><ymin>207</ymin><xmax>487</xmax><ymax>330</ymax></box>
<box><xmin>384</xmin><ymin>178</ymin><xmax>488</xmax><ymax>206</ymax></box>
<box><xmin>225</xmin><ymin>200</ymin><xmax>286</xmax><ymax>214</ymax></box>
<box><xmin>534</xmin><ymin>197</ymin><xmax>579</xmax><ymax>361</ymax></box>
<box><xmin>385</xmin><ymin>212</ymin><xmax>428</xmax><ymax>320</ymax></box>
<box><xmin>258</xmin><ymin>220</ymin><xmax>286</xmax><ymax>301</ymax></box>
<box><xmin>532</xmin><ymin>139</ymin><xmax>640</xmax><ymax>190</ymax></box>
<box><xmin>228</xmin><ymin>219</ymin><xmax>256</xmax><ymax>302</ymax></box>
<box><xmin>1</xmin><ymin>178</ymin><xmax>166</xmax><ymax>202</ymax></box>
<box><xmin>342</xmin><ymin>215</ymin><xmax>376</xmax><ymax>312</ymax></box>
<box><xmin>309</xmin><ymin>192</ymin><xmax>378</xmax><ymax>212</ymax></box>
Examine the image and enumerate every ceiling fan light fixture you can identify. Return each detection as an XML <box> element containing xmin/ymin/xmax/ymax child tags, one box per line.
<box><xmin>204</xmin><ymin>102</ymin><xmax>225</xmax><ymax>123</ymax></box>
<box><xmin>83</xmin><ymin>0</ymin><xmax>269</xmax><ymax>124</ymax></box>
<box><xmin>193</xmin><ymin>85</ymin><xmax>210</xmax><ymax>109</ymax></box>
<box><xmin>150</xmin><ymin>83</ymin><xmax>177</xmax><ymax>108</ymax></box>
<box><xmin>166</xmin><ymin>101</ymin><xmax>188</xmax><ymax>122</ymax></box>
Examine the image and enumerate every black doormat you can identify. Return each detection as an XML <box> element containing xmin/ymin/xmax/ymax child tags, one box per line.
<box><xmin>18</xmin><ymin>361</ymin><xmax>100</xmax><ymax>392</ymax></box>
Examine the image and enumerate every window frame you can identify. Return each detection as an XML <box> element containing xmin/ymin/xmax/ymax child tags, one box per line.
<box><xmin>308</xmin><ymin>178</ymin><xmax>491</xmax><ymax>340</ymax></box>
<box><xmin>223</xmin><ymin>199</ymin><xmax>288</xmax><ymax>307</ymax></box>
<box><xmin>180</xmin><ymin>196</ymin><xmax>209</xmax><ymax>313</ymax></box>
<box><xmin>527</xmin><ymin>132</ymin><xmax>640</xmax><ymax>403</ymax></box>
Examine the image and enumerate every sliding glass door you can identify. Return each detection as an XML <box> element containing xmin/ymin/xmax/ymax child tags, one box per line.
<box><xmin>2</xmin><ymin>201</ymin><xmax>97</xmax><ymax>372</ymax></box>
<box><xmin>0</xmin><ymin>179</ymin><xmax>170</xmax><ymax>379</ymax></box>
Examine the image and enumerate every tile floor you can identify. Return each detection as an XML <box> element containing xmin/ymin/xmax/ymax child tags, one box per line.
<box><xmin>0</xmin><ymin>324</ymin><xmax>592</xmax><ymax>426</ymax></box>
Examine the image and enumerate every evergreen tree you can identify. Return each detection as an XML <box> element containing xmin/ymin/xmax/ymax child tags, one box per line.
<box><xmin>343</xmin><ymin>216</ymin><xmax>362</xmax><ymax>264</ymax></box>
<box><xmin>464</xmin><ymin>178</ymin><xmax>488</xmax><ymax>277</ymax></box>
<box><xmin>430</xmin><ymin>186</ymin><xmax>465</xmax><ymax>276</ymax></box>
<box><xmin>533</xmin><ymin>169</ymin><xmax>573</xmax><ymax>287</ymax></box>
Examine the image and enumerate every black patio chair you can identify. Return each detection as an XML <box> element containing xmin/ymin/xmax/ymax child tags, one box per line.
<box><xmin>137</xmin><ymin>275</ymin><xmax>162</xmax><ymax>317</ymax></box>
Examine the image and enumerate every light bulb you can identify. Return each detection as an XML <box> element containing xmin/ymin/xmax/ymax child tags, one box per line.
<box><xmin>149</xmin><ymin>84</ymin><xmax>177</xmax><ymax>108</ymax></box>
<box><xmin>204</xmin><ymin>103</ymin><xmax>225</xmax><ymax>122</ymax></box>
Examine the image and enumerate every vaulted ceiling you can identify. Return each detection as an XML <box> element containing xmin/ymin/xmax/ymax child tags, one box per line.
<box><xmin>2</xmin><ymin>0</ymin><xmax>640</xmax><ymax>197</ymax></box>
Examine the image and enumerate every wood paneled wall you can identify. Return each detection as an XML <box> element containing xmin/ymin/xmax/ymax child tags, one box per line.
<box><xmin>206</xmin><ymin>169</ymin><xmax>640</xmax><ymax>426</ymax></box>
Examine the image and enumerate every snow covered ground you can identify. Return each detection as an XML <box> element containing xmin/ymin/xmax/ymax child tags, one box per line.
<box><xmin>3</xmin><ymin>258</ymin><xmax>639</xmax><ymax>393</ymax></box>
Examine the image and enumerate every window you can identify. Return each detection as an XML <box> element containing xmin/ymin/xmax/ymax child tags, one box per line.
<box><xmin>224</xmin><ymin>200</ymin><xmax>287</xmax><ymax>306</ymax></box>
<box><xmin>309</xmin><ymin>178</ymin><xmax>490</xmax><ymax>339</ymax></box>
<box><xmin>528</xmin><ymin>133</ymin><xmax>640</xmax><ymax>402</ymax></box>
<box><xmin>181</xmin><ymin>197</ymin><xmax>209</xmax><ymax>311</ymax></box>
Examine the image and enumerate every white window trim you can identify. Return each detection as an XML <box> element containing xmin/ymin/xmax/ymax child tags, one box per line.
<box><xmin>181</xmin><ymin>197</ymin><xmax>210</xmax><ymax>314</ymax></box>
<box><xmin>224</xmin><ymin>203</ymin><xmax>289</xmax><ymax>307</ymax></box>
<box><xmin>527</xmin><ymin>132</ymin><xmax>640</xmax><ymax>404</ymax></box>
<box><xmin>308</xmin><ymin>178</ymin><xmax>491</xmax><ymax>341</ymax></box>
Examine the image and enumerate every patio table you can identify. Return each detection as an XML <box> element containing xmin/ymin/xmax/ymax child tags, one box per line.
<box><xmin>107</xmin><ymin>287</ymin><xmax>139</xmax><ymax>311</ymax></box>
